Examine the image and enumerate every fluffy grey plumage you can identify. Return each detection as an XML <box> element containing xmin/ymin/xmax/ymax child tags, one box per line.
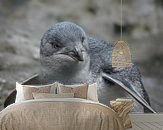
<box><xmin>39</xmin><ymin>21</ymin><xmax>150</xmax><ymax>112</ymax></box>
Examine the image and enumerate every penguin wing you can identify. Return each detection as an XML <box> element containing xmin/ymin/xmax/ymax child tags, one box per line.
<box><xmin>101</xmin><ymin>67</ymin><xmax>156</xmax><ymax>113</ymax></box>
<box><xmin>87</xmin><ymin>36</ymin><xmax>156</xmax><ymax>113</ymax></box>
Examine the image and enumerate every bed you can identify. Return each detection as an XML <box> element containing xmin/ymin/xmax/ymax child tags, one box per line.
<box><xmin>0</xmin><ymin>98</ymin><xmax>125</xmax><ymax>130</ymax></box>
<box><xmin>2</xmin><ymin>74</ymin><xmax>162</xmax><ymax>130</ymax></box>
<box><xmin>1</xmin><ymin>74</ymin><xmax>127</xmax><ymax>130</ymax></box>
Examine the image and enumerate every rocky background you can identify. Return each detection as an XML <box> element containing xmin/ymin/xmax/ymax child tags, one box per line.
<box><xmin>0</xmin><ymin>0</ymin><xmax>163</xmax><ymax>112</ymax></box>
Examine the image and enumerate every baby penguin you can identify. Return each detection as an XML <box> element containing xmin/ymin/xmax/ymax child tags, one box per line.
<box><xmin>39</xmin><ymin>21</ymin><xmax>152</xmax><ymax>112</ymax></box>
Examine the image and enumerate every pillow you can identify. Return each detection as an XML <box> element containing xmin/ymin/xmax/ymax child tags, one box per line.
<box><xmin>87</xmin><ymin>83</ymin><xmax>98</xmax><ymax>102</ymax></box>
<box><xmin>32</xmin><ymin>93</ymin><xmax>74</xmax><ymax>99</ymax></box>
<box><xmin>57</xmin><ymin>83</ymin><xmax>88</xmax><ymax>99</ymax></box>
<box><xmin>16</xmin><ymin>82</ymin><xmax>24</xmax><ymax>103</ymax></box>
<box><xmin>57</xmin><ymin>82</ymin><xmax>98</xmax><ymax>101</ymax></box>
<box><xmin>15</xmin><ymin>82</ymin><xmax>58</xmax><ymax>103</ymax></box>
<box><xmin>23</xmin><ymin>86</ymin><xmax>51</xmax><ymax>100</ymax></box>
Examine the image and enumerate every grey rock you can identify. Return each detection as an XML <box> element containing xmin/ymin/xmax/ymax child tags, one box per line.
<box><xmin>0</xmin><ymin>78</ymin><xmax>6</xmax><ymax>85</ymax></box>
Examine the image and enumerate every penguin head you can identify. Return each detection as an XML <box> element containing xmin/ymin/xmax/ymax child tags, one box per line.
<box><xmin>40</xmin><ymin>22</ymin><xmax>89</xmax><ymax>71</ymax></box>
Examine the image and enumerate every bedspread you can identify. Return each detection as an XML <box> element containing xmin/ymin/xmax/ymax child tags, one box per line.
<box><xmin>0</xmin><ymin>98</ymin><xmax>124</xmax><ymax>130</ymax></box>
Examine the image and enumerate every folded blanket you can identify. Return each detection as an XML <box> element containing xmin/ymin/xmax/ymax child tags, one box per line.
<box><xmin>0</xmin><ymin>98</ymin><xmax>124</xmax><ymax>130</ymax></box>
<box><xmin>110</xmin><ymin>98</ymin><xmax>134</xmax><ymax>129</ymax></box>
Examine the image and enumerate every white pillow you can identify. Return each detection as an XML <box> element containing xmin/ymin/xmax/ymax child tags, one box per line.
<box><xmin>15</xmin><ymin>82</ymin><xmax>57</xmax><ymax>103</ymax></box>
<box><xmin>15</xmin><ymin>82</ymin><xmax>25</xmax><ymax>103</ymax></box>
<box><xmin>87</xmin><ymin>83</ymin><xmax>98</xmax><ymax>102</ymax></box>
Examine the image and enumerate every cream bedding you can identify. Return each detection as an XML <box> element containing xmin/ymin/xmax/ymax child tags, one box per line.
<box><xmin>0</xmin><ymin>98</ymin><xmax>124</xmax><ymax>130</ymax></box>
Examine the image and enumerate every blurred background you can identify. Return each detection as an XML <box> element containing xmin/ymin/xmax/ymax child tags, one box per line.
<box><xmin>0</xmin><ymin>0</ymin><xmax>163</xmax><ymax>112</ymax></box>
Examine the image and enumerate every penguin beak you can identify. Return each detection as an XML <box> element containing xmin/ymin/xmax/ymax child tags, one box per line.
<box><xmin>69</xmin><ymin>46</ymin><xmax>84</xmax><ymax>61</ymax></box>
<box><xmin>57</xmin><ymin>45</ymin><xmax>84</xmax><ymax>61</ymax></box>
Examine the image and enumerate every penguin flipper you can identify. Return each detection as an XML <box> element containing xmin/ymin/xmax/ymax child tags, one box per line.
<box><xmin>102</xmin><ymin>68</ymin><xmax>156</xmax><ymax>113</ymax></box>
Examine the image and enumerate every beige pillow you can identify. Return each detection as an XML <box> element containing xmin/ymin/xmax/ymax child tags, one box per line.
<box><xmin>57</xmin><ymin>83</ymin><xmax>88</xmax><ymax>99</ymax></box>
<box><xmin>15</xmin><ymin>82</ymin><xmax>58</xmax><ymax>103</ymax></box>
<box><xmin>57</xmin><ymin>82</ymin><xmax>98</xmax><ymax>102</ymax></box>
<box><xmin>23</xmin><ymin>86</ymin><xmax>51</xmax><ymax>100</ymax></box>
<box><xmin>32</xmin><ymin>93</ymin><xmax>74</xmax><ymax>99</ymax></box>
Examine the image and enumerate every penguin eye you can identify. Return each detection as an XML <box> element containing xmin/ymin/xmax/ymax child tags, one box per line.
<box><xmin>81</xmin><ymin>36</ymin><xmax>85</xmax><ymax>43</ymax></box>
<box><xmin>49</xmin><ymin>42</ymin><xmax>61</xmax><ymax>49</ymax></box>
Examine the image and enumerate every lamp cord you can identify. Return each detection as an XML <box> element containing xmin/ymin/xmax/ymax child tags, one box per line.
<box><xmin>120</xmin><ymin>0</ymin><xmax>123</xmax><ymax>40</ymax></box>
